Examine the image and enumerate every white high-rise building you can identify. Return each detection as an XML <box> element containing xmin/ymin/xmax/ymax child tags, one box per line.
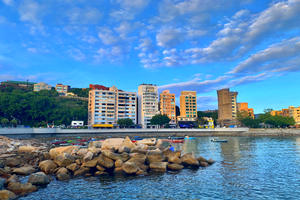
<box><xmin>138</xmin><ymin>84</ymin><xmax>159</xmax><ymax>128</ymax></box>
<box><xmin>88</xmin><ymin>86</ymin><xmax>137</xmax><ymax>127</ymax></box>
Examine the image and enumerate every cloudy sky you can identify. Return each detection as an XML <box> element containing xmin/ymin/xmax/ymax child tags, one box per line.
<box><xmin>1</xmin><ymin>0</ymin><xmax>300</xmax><ymax>113</ymax></box>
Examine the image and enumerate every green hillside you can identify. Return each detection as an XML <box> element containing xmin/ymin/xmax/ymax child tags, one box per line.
<box><xmin>0</xmin><ymin>87</ymin><xmax>88</xmax><ymax>127</ymax></box>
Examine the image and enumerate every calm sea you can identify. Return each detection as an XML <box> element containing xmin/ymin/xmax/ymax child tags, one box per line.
<box><xmin>21</xmin><ymin>136</ymin><xmax>300</xmax><ymax>200</ymax></box>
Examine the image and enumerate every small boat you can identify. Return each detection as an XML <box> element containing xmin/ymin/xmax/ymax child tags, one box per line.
<box><xmin>211</xmin><ymin>139</ymin><xmax>228</xmax><ymax>143</ymax></box>
<box><xmin>171</xmin><ymin>139</ymin><xmax>184</xmax><ymax>143</ymax></box>
<box><xmin>184</xmin><ymin>136</ymin><xmax>195</xmax><ymax>140</ymax></box>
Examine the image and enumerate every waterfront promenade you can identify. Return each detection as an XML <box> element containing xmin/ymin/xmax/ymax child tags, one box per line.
<box><xmin>1</xmin><ymin>127</ymin><xmax>300</xmax><ymax>138</ymax></box>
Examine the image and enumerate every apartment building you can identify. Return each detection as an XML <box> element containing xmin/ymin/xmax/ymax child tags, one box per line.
<box><xmin>55</xmin><ymin>83</ymin><xmax>70</xmax><ymax>95</ymax></box>
<box><xmin>159</xmin><ymin>90</ymin><xmax>176</xmax><ymax>124</ymax></box>
<box><xmin>217</xmin><ymin>88</ymin><xmax>238</xmax><ymax>126</ymax></box>
<box><xmin>88</xmin><ymin>86</ymin><xmax>137</xmax><ymax>127</ymax></box>
<box><xmin>33</xmin><ymin>82</ymin><xmax>52</xmax><ymax>92</ymax></box>
<box><xmin>177</xmin><ymin>91</ymin><xmax>197</xmax><ymax>121</ymax></box>
<box><xmin>237</xmin><ymin>102</ymin><xmax>254</xmax><ymax>119</ymax></box>
<box><xmin>289</xmin><ymin>106</ymin><xmax>300</xmax><ymax>126</ymax></box>
<box><xmin>138</xmin><ymin>84</ymin><xmax>159</xmax><ymax>128</ymax></box>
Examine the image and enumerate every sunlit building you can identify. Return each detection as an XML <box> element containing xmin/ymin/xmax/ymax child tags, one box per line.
<box><xmin>237</xmin><ymin>102</ymin><xmax>254</xmax><ymax>119</ymax></box>
<box><xmin>33</xmin><ymin>82</ymin><xmax>52</xmax><ymax>92</ymax></box>
<box><xmin>138</xmin><ymin>84</ymin><xmax>159</xmax><ymax>128</ymax></box>
<box><xmin>55</xmin><ymin>83</ymin><xmax>70</xmax><ymax>95</ymax></box>
<box><xmin>177</xmin><ymin>91</ymin><xmax>197</xmax><ymax>121</ymax></box>
<box><xmin>88</xmin><ymin>86</ymin><xmax>137</xmax><ymax>127</ymax></box>
<box><xmin>217</xmin><ymin>88</ymin><xmax>238</xmax><ymax>126</ymax></box>
<box><xmin>159</xmin><ymin>90</ymin><xmax>176</xmax><ymax>124</ymax></box>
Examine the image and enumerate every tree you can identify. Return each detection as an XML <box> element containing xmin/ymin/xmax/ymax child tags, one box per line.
<box><xmin>150</xmin><ymin>114</ymin><xmax>170</xmax><ymax>127</ymax></box>
<box><xmin>117</xmin><ymin>118</ymin><xmax>134</xmax><ymax>128</ymax></box>
<box><xmin>197</xmin><ymin>111</ymin><xmax>218</xmax><ymax>125</ymax></box>
<box><xmin>1</xmin><ymin>118</ymin><xmax>9</xmax><ymax>127</ymax></box>
<box><xmin>10</xmin><ymin>119</ymin><xmax>18</xmax><ymax>127</ymax></box>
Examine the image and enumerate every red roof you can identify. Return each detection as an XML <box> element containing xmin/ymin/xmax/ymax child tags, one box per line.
<box><xmin>89</xmin><ymin>84</ymin><xmax>109</xmax><ymax>90</ymax></box>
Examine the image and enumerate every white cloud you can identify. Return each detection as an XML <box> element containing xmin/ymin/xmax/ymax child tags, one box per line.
<box><xmin>98</xmin><ymin>27</ymin><xmax>119</xmax><ymax>45</ymax></box>
<box><xmin>2</xmin><ymin>0</ymin><xmax>13</xmax><ymax>6</ymax></box>
<box><xmin>230</xmin><ymin>37</ymin><xmax>300</xmax><ymax>74</ymax></box>
<box><xmin>67</xmin><ymin>7</ymin><xmax>102</xmax><ymax>25</ymax></box>
<box><xmin>156</xmin><ymin>28</ymin><xmax>184</xmax><ymax>48</ymax></box>
<box><xmin>68</xmin><ymin>49</ymin><xmax>86</xmax><ymax>61</ymax></box>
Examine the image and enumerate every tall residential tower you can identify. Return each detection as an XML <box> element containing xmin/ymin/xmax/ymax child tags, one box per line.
<box><xmin>138</xmin><ymin>84</ymin><xmax>159</xmax><ymax>128</ymax></box>
<box><xmin>177</xmin><ymin>91</ymin><xmax>197</xmax><ymax>121</ymax></box>
<box><xmin>88</xmin><ymin>86</ymin><xmax>137</xmax><ymax>127</ymax></box>
<box><xmin>217</xmin><ymin>88</ymin><xmax>238</xmax><ymax>126</ymax></box>
<box><xmin>159</xmin><ymin>90</ymin><xmax>176</xmax><ymax>124</ymax></box>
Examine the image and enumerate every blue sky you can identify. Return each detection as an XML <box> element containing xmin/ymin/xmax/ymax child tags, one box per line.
<box><xmin>0</xmin><ymin>0</ymin><xmax>300</xmax><ymax>113</ymax></box>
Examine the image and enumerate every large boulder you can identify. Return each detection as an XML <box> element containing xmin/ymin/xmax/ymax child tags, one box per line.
<box><xmin>115</xmin><ymin>159</ymin><xmax>123</xmax><ymax>168</ymax></box>
<box><xmin>97</xmin><ymin>154</ymin><xmax>114</xmax><ymax>169</ymax></box>
<box><xmin>88</xmin><ymin>141</ymin><xmax>102</xmax><ymax>149</ymax></box>
<box><xmin>96</xmin><ymin>165</ymin><xmax>105</xmax><ymax>172</ymax></box>
<box><xmin>7</xmin><ymin>175</ymin><xmax>19</xmax><ymax>184</ymax></box>
<box><xmin>181</xmin><ymin>153</ymin><xmax>199</xmax><ymax>167</ymax></box>
<box><xmin>101</xmin><ymin>138</ymin><xmax>124</xmax><ymax>150</ymax></box>
<box><xmin>82</xmin><ymin>151</ymin><xmax>93</xmax><ymax>162</ymax></box>
<box><xmin>120</xmin><ymin>152</ymin><xmax>130</xmax><ymax>162</ymax></box>
<box><xmin>49</xmin><ymin>146</ymin><xmax>79</xmax><ymax>159</ymax></box>
<box><xmin>56</xmin><ymin>168</ymin><xmax>70</xmax><ymax>181</ymax></box>
<box><xmin>74</xmin><ymin>167</ymin><xmax>89</xmax><ymax>176</ymax></box>
<box><xmin>197</xmin><ymin>156</ymin><xmax>207</xmax><ymax>163</ymax></box>
<box><xmin>146</xmin><ymin>150</ymin><xmax>165</xmax><ymax>163</ymax></box>
<box><xmin>7</xmin><ymin>182</ymin><xmax>37</xmax><ymax>196</ymax></box>
<box><xmin>101</xmin><ymin>150</ymin><xmax>122</xmax><ymax>161</ymax></box>
<box><xmin>54</xmin><ymin>153</ymin><xmax>75</xmax><ymax>167</ymax></box>
<box><xmin>39</xmin><ymin>160</ymin><xmax>57</xmax><ymax>174</ymax></box>
<box><xmin>28</xmin><ymin>172</ymin><xmax>50</xmax><ymax>186</ymax></box>
<box><xmin>167</xmin><ymin>163</ymin><xmax>184</xmax><ymax>171</ymax></box>
<box><xmin>5</xmin><ymin>158</ymin><xmax>21</xmax><ymax>167</ymax></box>
<box><xmin>118</xmin><ymin>136</ymin><xmax>135</xmax><ymax>153</ymax></box>
<box><xmin>207</xmin><ymin>159</ymin><xmax>215</xmax><ymax>165</ymax></box>
<box><xmin>66</xmin><ymin>163</ymin><xmax>79</xmax><ymax>172</ymax></box>
<box><xmin>18</xmin><ymin>146</ymin><xmax>38</xmax><ymax>154</ymax></box>
<box><xmin>13</xmin><ymin>165</ymin><xmax>35</xmax><ymax>175</ymax></box>
<box><xmin>164</xmin><ymin>150</ymin><xmax>181</xmax><ymax>164</ymax></box>
<box><xmin>129</xmin><ymin>153</ymin><xmax>146</xmax><ymax>164</ymax></box>
<box><xmin>82</xmin><ymin>158</ymin><xmax>98</xmax><ymax>168</ymax></box>
<box><xmin>0</xmin><ymin>190</ymin><xmax>17</xmax><ymax>200</ymax></box>
<box><xmin>76</xmin><ymin>148</ymin><xmax>88</xmax><ymax>157</ymax></box>
<box><xmin>199</xmin><ymin>161</ymin><xmax>209</xmax><ymax>167</ymax></box>
<box><xmin>136</xmin><ymin>138</ymin><xmax>157</xmax><ymax>146</ymax></box>
<box><xmin>122</xmin><ymin>162</ymin><xmax>138</xmax><ymax>174</ymax></box>
<box><xmin>149</xmin><ymin>162</ymin><xmax>168</xmax><ymax>172</ymax></box>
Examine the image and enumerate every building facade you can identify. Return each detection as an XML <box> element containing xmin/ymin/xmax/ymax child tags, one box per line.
<box><xmin>138</xmin><ymin>84</ymin><xmax>159</xmax><ymax>128</ymax></box>
<box><xmin>217</xmin><ymin>88</ymin><xmax>238</xmax><ymax>126</ymax></box>
<box><xmin>237</xmin><ymin>102</ymin><xmax>254</xmax><ymax>118</ymax></box>
<box><xmin>33</xmin><ymin>82</ymin><xmax>52</xmax><ymax>92</ymax></box>
<box><xmin>289</xmin><ymin>106</ymin><xmax>300</xmax><ymax>126</ymax></box>
<box><xmin>159</xmin><ymin>90</ymin><xmax>176</xmax><ymax>124</ymax></box>
<box><xmin>177</xmin><ymin>91</ymin><xmax>197</xmax><ymax>121</ymax></box>
<box><xmin>55</xmin><ymin>84</ymin><xmax>70</xmax><ymax>95</ymax></box>
<box><xmin>88</xmin><ymin>86</ymin><xmax>137</xmax><ymax>127</ymax></box>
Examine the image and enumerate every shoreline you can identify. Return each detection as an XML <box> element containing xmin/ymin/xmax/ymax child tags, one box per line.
<box><xmin>1</xmin><ymin>128</ymin><xmax>300</xmax><ymax>138</ymax></box>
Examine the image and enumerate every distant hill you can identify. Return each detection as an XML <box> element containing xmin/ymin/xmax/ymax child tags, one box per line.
<box><xmin>0</xmin><ymin>87</ymin><xmax>87</xmax><ymax>127</ymax></box>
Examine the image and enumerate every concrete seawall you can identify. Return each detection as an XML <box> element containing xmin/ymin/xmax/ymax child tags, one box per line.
<box><xmin>1</xmin><ymin>127</ymin><xmax>300</xmax><ymax>138</ymax></box>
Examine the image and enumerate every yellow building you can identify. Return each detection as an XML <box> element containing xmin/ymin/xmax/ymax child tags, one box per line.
<box><xmin>55</xmin><ymin>83</ymin><xmax>70</xmax><ymax>95</ymax></box>
<box><xmin>177</xmin><ymin>91</ymin><xmax>197</xmax><ymax>121</ymax></box>
<box><xmin>271</xmin><ymin>106</ymin><xmax>300</xmax><ymax>126</ymax></box>
<box><xmin>289</xmin><ymin>106</ymin><xmax>300</xmax><ymax>126</ymax></box>
<box><xmin>159</xmin><ymin>90</ymin><xmax>176</xmax><ymax>124</ymax></box>
<box><xmin>237</xmin><ymin>102</ymin><xmax>254</xmax><ymax>119</ymax></box>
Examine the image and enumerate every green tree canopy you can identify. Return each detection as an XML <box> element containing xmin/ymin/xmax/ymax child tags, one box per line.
<box><xmin>10</xmin><ymin>119</ymin><xmax>18</xmax><ymax>127</ymax></box>
<box><xmin>117</xmin><ymin>118</ymin><xmax>134</xmax><ymax>128</ymax></box>
<box><xmin>1</xmin><ymin>118</ymin><xmax>9</xmax><ymax>127</ymax></box>
<box><xmin>0</xmin><ymin>86</ymin><xmax>88</xmax><ymax>127</ymax></box>
<box><xmin>150</xmin><ymin>114</ymin><xmax>170</xmax><ymax>127</ymax></box>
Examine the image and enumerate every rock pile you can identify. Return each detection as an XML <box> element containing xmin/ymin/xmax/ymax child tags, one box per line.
<box><xmin>0</xmin><ymin>136</ymin><xmax>215</xmax><ymax>199</ymax></box>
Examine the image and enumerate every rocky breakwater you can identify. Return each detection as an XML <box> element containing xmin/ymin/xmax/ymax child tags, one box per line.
<box><xmin>0</xmin><ymin>136</ymin><xmax>214</xmax><ymax>199</ymax></box>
